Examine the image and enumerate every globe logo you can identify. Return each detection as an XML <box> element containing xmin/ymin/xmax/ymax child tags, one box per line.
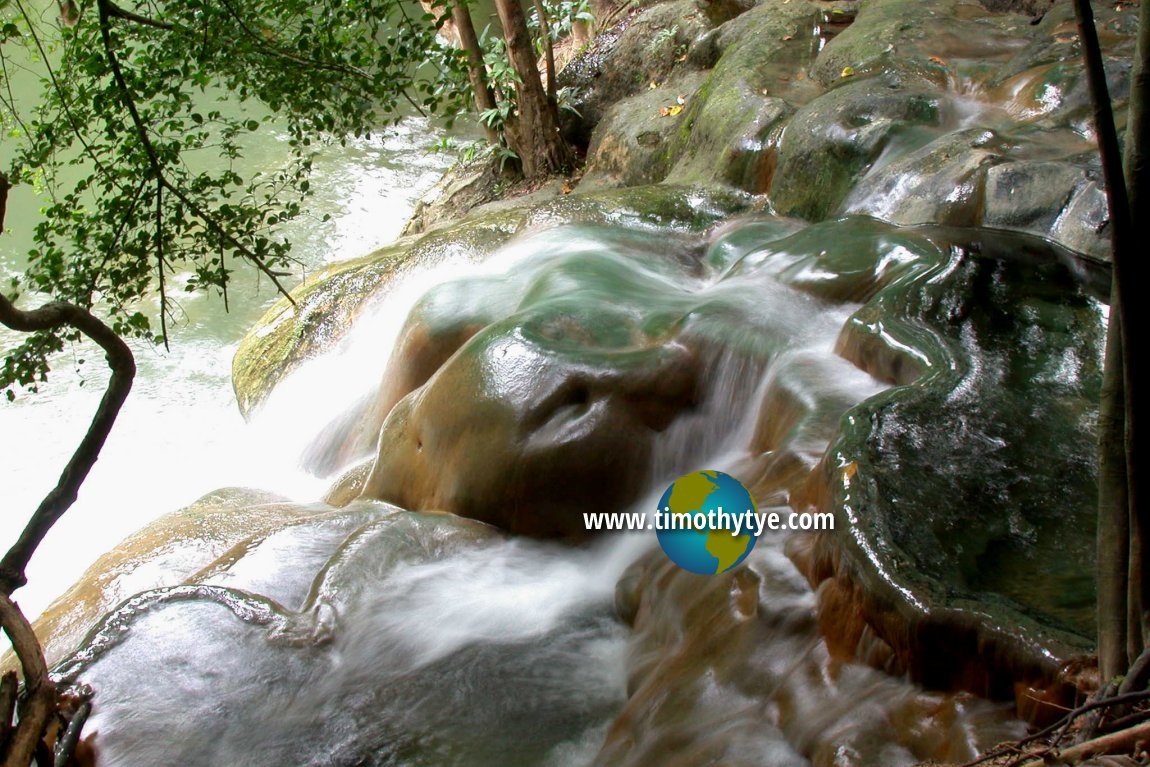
<box><xmin>656</xmin><ymin>470</ymin><xmax>760</xmax><ymax>574</ymax></box>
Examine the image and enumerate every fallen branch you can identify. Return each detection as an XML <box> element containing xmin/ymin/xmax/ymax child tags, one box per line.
<box><xmin>1016</xmin><ymin>720</ymin><xmax>1150</xmax><ymax>767</ymax></box>
<box><xmin>958</xmin><ymin>689</ymin><xmax>1150</xmax><ymax>767</ymax></box>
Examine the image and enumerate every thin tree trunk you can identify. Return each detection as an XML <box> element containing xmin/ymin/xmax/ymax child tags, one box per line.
<box><xmin>493</xmin><ymin>0</ymin><xmax>570</xmax><ymax>177</ymax></box>
<box><xmin>531</xmin><ymin>0</ymin><xmax>558</xmax><ymax>102</ymax></box>
<box><xmin>452</xmin><ymin>0</ymin><xmax>501</xmax><ymax>146</ymax></box>
<box><xmin>1121</xmin><ymin>0</ymin><xmax>1150</xmax><ymax>651</ymax></box>
<box><xmin>1073</xmin><ymin>0</ymin><xmax>1143</xmax><ymax>673</ymax></box>
<box><xmin>0</xmin><ymin>173</ymin><xmax>135</xmax><ymax>767</ymax></box>
<box><xmin>1098</xmin><ymin>299</ymin><xmax>1129</xmax><ymax>680</ymax></box>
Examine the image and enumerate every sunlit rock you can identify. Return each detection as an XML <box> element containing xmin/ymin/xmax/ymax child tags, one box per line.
<box><xmin>5</xmin><ymin>488</ymin><xmax>298</xmax><ymax>671</ymax></box>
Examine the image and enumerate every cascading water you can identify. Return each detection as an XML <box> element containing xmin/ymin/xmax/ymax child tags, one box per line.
<box><xmin>34</xmin><ymin>207</ymin><xmax>1069</xmax><ymax>766</ymax></box>
<box><xmin>2</xmin><ymin>0</ymin><xmax>1124</xmax><ymax>761</ymax></box>
<box><xmin>0</xmin><ymin>117</ymin><xmax>453</xmax><ymax>622</ymax></box>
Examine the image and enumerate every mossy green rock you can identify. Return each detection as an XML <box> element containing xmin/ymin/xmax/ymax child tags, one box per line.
<box><xmin>769</xmin><ymin>78</ymin><xmax>944</xmax><ymax>220</ymax></box>
<box><xmin>230</xmin><ymin>215</ymin><xmax>519</xmax><ymax>417</ymax></box>
<box><xmin>803</xmin><ymin>224</ymin><xmax>1105</xmax><ymax>697</ymax></box>
<box><xmin>557</xmin><ymin>0</ymin><xmax>716</xmax><ymax>147</ymax></box>
<box><xmin>581</xmin><ymin>71</ymin><xmax>709</xmax><ymax>190</ymax></box>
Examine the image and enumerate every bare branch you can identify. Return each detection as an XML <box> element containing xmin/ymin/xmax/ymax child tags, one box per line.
<box><xmin>0</xmin><ymin>291</ymin><xmax>136</xmax><ymax>594</ymax></box>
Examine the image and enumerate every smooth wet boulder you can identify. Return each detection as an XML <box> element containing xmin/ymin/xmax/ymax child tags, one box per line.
<box><xmin>299</xmin><ymin>274</ymin><xmax>519</xmax><ymax>476</ymax></box>
<box><xmin>769</xmin><ymin>77</ymin><xmax>945</xmax><ymax>221</ymax></box>
<box><xmin>982</xmin><ymin>158</ymin><xmax>1110</xmax><ymax>261</ymax></box>
<box><xmin>3</xmin><ymin>488</ymin><xmax>300</xmax><ymax>671</ymax></box>
<box><xmin>792</xmin><ymin>229</ymin><xmax>1105</xmax><ymax>712</ymax></box>
<box><xmin>356</xmin><ymin>214</ymin><xmax>864</xmax><ymax>538</ymax></box>
<box><xmin>843</xmin><ymin>127</ymin><xmax>1002</xmax><ymax>227</ymax></box>
<box><xmin>240</xmin><ymin>187</ymin><xmax>748</xmax><ymax>483</ymax></box>
<box><xmin>361</xmin><ymin>301</ymin><xmax>702</xmax><ymax>538</ymax></box>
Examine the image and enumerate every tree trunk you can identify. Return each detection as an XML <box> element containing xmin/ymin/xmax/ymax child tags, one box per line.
<box><xmin>1121</xmin><ymin>0</ymin><xmax>1150</xmax><ymax>655</ymax></box>
<box><xmin>451</xmin><ymin>1</ymin><xmax>501</xmax><ymax>147</ymax></box>
<box><xmin>493</xmin><ymin>0</ymin><xmax>571</xmax><ymax>177</ymax></box>
<box><xmin>1098</xmin><ymin>300</ymin><xmax>1129</xmax><ymax>680</ymax></box>
<box><xmin>1076</xmin><ymin>0</ymin><xmax>1146</xmax><ymax>675</ymax></box>
<box><xmin>531</xmin><ymin>0</ymin><xmax>558</xmax><ymax>102</ymax></box>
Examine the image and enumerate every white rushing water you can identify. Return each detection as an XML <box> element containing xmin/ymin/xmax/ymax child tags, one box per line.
<box><xmin>0</xmin><ymin>118</ymin><xmax>453</xmax><ymax>621</ymax></box>
<box><xmin>51</xmin><ymin>213</ymin><xmax>1031</xmax><ymax>766</ymax></box>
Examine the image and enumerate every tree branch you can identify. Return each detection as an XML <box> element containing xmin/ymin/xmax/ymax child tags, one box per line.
<box><xmin>0</xmin><ymin>292</ymin><xmax>136</xmax><ymax>594</ymax></box>
<box><xmin>104</xmin><ymin>0</ymin><xmax>174</xmax><ymax>30</ymax></box>
<box><xmin>96</xmin><ymin>0</ymin><xmax>296</xmax><ymax>304</ymax></box>
<box><xmin>0</xmin><ymin>595</ymin><xmax>56</xmax><ymax>767</ymax></box>
<box><xmin>1016</xmin><ymin>719</ymin><xmax>1150</xmax><ymax>767</ymax></box>
<box><xmin>211</xmin><ymin>0</ymin><xmax>427</xmax><ymax>116</ymax></box>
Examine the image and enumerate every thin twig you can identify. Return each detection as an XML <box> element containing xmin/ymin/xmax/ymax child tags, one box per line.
<box><xmin>104</xmin><ymin>0</ymin><xmax>174</xmax><ymax>30</ymax></box>
<box><xmin>96</xmin><ymin>0</ymin><xmax>296</xmax><ymax>304</ymax></box>
<box><xmin>958</xmin><ymin>689</ymin><xmax>1150</xmax><ymax>767</ymax></box>
<box><xmin>1101</xmin><ymin>707</ymin><xmax>1150</xmax><ymax>735</ymax></box>
<box><xmin>156</xmin><ymin>177</ymin><xmax>168</xmax><ymax>350</ymax></box>
<box><xmin>1015</xmin><ymin>719</ymin><xmax>1150</xmax><ymax>767</ymax></box>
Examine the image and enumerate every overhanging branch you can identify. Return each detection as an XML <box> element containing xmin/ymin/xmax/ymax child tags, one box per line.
<box><xmin>0</xmin><ymin>292</ymin><xmax>136</xmax><ymax>595</ymax></box>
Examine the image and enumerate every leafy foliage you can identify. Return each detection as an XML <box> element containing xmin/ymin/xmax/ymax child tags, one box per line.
<box><xmin>527</xmin><ymin>0</ymin><xmax>591</xmax><ymax>46</ymax></box>
<box><xmin>0</xmin><ymin>0</ymin><xmax>471</xmax><ymax>396</ymax></box>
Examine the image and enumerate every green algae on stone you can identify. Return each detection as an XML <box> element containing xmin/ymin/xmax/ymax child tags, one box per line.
<box><xmin>768</xmin><ymin>78</ymin><xmax>945</xmax><ymax>221</ymax></box>
<box><xmin>804</xmin><ymin>233</ymin><xmax>1104</xmax><ymax>697</ymax></box>
<box><xmin>232</xmin><ymin>209</ymin><xmax>530</xmax><ymax>416</ymax></box>
<box><xmin>580</xmin><ymin>71</ymin><xmax>710</xmax><ymax>190</ymax></box>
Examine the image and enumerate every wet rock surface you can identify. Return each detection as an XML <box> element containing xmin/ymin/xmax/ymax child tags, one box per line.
<box><xmin>64</xmin><ymin>209</ymin><xmax>1106</xmax><ymax>764</ymax></box>
<box><xmin>49</xmin><ymin>0</ymin><xmax>1137</xmax><ymax>762</ymax></box>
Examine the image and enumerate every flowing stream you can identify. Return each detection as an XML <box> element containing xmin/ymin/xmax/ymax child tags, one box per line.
<box><xmin>0</xmin><ymin>115</ymin><xmax>453</xmax><ymax>621</ymax></box>
<box><xmin>36</xmin><ymin>208</ymin><xmax>1055</xmax><ymax>765</ymax></box>
<box><xmin>3</xmin><ymin>9</ymin><xmax>1107</xmax><ymax>757</ymax></box>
